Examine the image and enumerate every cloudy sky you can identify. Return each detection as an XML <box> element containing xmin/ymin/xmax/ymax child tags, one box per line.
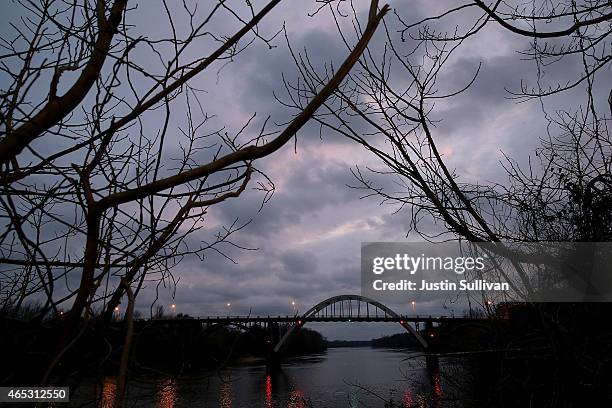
<box><xmin>4</xmin><ymin>0</ymin><xmax>609</xmax><ymax>340</ymax></box>
<box><xmin>123</xmin><ymin>0</ymin><xmax>610</xmax><ymax>340</ymax></box>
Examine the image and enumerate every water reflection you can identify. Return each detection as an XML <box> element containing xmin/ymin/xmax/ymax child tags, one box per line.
<box><xmin>403</xmin><ymin>390</ymin><xmax>414</xmax><ymax>407</ymax></box>
<box><xmin>264</xmin><ymin>374</ymin><xmax>273</xmax><ymax>408</ymax></box>
<box><xmin>80</xmin><ymin>349</ymin><xmax>466</xmax><ymax>408</ymax></box>
<box><xmin>262</xmin><ymin>371</ymin><xmax>306</xmax><ymax>408</ymax></box>
<box><xmin>288</xmin><ymin>390</ymin><xmax>305</xmax><ymax>408</ymax></box>
<box><xmin>99</xmin><ymin>377</ymin><xmax>116</xmax><ymax>408</ymax></box>
<box><xmin>219</xmin><ymin>380</ymin><xmax>233</xmax><ymax>408</ymax></box>
<box><xmin>157</xmin><ymin>378</ymin><xmax>176</xmax><ymax>408</ymax></box>
<box><xmin>429</xmin><ymin>362</ymin><xmax>443</xmax><ymax>408</ymax></box>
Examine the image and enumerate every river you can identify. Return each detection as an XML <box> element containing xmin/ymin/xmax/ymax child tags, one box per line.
<box><xmin>74</xmin><ymin>348</ymin><xmax>472</xmax><ymax>407</ymax></box>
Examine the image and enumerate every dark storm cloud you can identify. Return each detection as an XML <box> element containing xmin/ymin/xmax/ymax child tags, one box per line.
<box><xmin>425</xmin><ymin>54</ymin><xmax>547</xmax><ymax>180</ymax></box>
<box><xmin>222</xmin><ymin>12</ymin><xmax>380</xmax><ymax>148</ymax></box>
<box><xmin>207</xmin><ymin>151</ymin><xmax>360</xmax><ymax>238</ymax></box>
<box><xmin>279</xmin><ymin>250</ymin><xmax>318</xmax><ymax>281</ymax></box>
<box><xmin>234</xmin><ymin>28</ymin><xmax>347</xmax><ymax>113</ymax></box>
<box><xmin>141</xmin><ymin>244</ymin><xmax>360</xmax><ymax>316</ymax></box>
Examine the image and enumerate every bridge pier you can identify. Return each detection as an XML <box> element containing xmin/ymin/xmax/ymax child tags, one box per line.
<box><xmin>265</xmin><ymin>322</ymin><xmax>283</xmax><ymax>372</ymax></box>
<box><xmin>421</xmin><ymin>320</ymin><xmax>441</xmax><ymax>392</ymax></box>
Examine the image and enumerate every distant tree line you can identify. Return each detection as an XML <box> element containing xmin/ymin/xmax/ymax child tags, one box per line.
<box><xmin>1</xmin><ymin>304</ymin><xmax>326</xmax><ymax>380</ymax></box>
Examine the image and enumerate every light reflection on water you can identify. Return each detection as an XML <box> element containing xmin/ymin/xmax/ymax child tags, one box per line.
<box><xmin>84</xmin><ymin>348</ymin><xmax>466</xmax><ymax>408</ymax></box>
<box><xmin>219</xmin><ymin>380</ymin><xmax>233</xmax><ymax>408</ymax></box>
<box><xmin>432</xmin><ymin>370</ymin><xmax>443</xmax><ymax>408</ymax></box>
<box><xmin>157</xmin><ymin>378</ymin><xmax>176</xmax><ymax>408</ymax></box>
<box><xmin>264</xmin><ymin>374</ymin><xmax>273</xmax><ymax>408</ymax></box>
<box><xmin>289</xmin><ymin>389</ymin><xmax>306</xmax><ymax>408</ymax></box>
<box><xmin>99</xmin><ymin>377</ymin><xmax>116</xmax><ymax>408</ymax></box>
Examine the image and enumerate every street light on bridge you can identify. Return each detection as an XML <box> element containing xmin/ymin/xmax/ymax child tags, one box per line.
<box><xmin>410</xmin><ymin>301</ymin><xmax>416</xmax><ymax>313</ymax></box>
<box><xmin>291</xmin><ymin>300</ymin><xmax>297</xmax><ymax>315</ymax></box>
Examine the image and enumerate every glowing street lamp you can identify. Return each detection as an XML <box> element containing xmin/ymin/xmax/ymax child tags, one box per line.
<box><xmin>226</xmin><ymin>302</ymin><xmax>231</xmax><ymax>316</ymax></box>
<box><xmin>291</xmin><ymin>300</ymin><xmax>297</xmax><ymax>315</ymax></box>
<box><xmin>171</xmin><ymin>303</ymin><xmax>176</xmax><ymax>316</ymax></box>
<box><xmin>410</xmin><ymin>301</ymin><xmax>416</xmax><ymax>313</ymax></box>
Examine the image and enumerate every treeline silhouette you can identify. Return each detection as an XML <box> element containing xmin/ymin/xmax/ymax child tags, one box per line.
<box><xmin>371</xmin><ymin>333</ymin><xmax>422</xmax><ymax>349</ymax></box>
<box><xmin>0</xmin><ymin>304</ymin><xmax>326</xmax><ymax>382</ymax></box>
<box><xmin>326</xmin><ymin>340</ymin><xmax>371</xmax><ymax>348</ymax></box>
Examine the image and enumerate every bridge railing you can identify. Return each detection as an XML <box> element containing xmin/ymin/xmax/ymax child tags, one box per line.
<box><xmin>131</xmin><ymin>314</ymin><xmax>486</xmax><ymax>323</ymax></box>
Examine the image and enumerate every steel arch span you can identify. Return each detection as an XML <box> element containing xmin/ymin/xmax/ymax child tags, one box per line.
<box><xmin>273</xmin><ymin>294</ymin><xmax>428</xmax><ymax>352</ymax></box>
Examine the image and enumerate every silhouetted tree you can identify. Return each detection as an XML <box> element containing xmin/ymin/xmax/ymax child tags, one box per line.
<box><xmin>284</xmin><ymin>1</ymin><xmax>611</xmax><ymax>405</ymax></box>
<box><xmin>284</xmin><ymin>0</ymin><xmax>610</xmax><ymax>297</ymax></box>
<box><xmin>0</xmin><ymin>0</ymin><xmax>390</xmax><ymax>399</ymax></box>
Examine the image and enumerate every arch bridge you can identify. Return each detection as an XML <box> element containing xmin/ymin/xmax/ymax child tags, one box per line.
<box><xmin>272</xmin><ymin>294</ymin><xmax>429</xmax><ymax>351</ymax></box>
<box><xmin>149</xmin><ymin>295</ymin><xmax>460</xmax><ymax>351</ymax></box>
<box><xmin>141</xmin><ymin>295</ymin><xmax>487</xmax><ymax>356</ymax></box>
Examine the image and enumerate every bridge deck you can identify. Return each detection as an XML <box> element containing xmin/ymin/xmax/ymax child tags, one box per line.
<box><xmin>139</xmin><ymin>315</ymin><xmax>481</xmax><ymax>324</ymax></box>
